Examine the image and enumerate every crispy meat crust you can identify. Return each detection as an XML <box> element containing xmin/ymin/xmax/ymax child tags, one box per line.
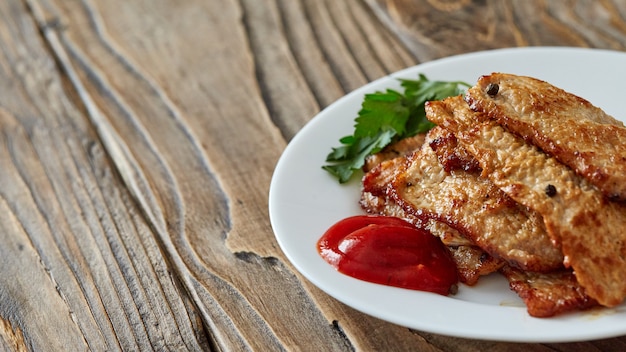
<box><xmin>426</xmin><ymin>96</ymin><xmax>626</xmax><ymax>307</ymax></box>
<box><xmin>448</xmin><ymin>246</ymin><xmax>503</xmax><ymax>286</ymax></box>
<box><xmin>375</xmin><ymin>128</ymin><xmax>562</xmax><ymax>272</ymax></box>
<box><xmin>428</xmin><ymin>129</ymin><xmax>481</xmax><ymax>173</ymax></box>
<box><xmin>500</xmin><ymin>266</ymin><xmax>597</xmax><ymax>318</ymax></box>
<box><xmin>360</xmin><ymin>142</ymin><xmax>470</xmax><ymax>247</ymax></box>
<box><xmin>466</xmin><ymin>73</ymin><xmax>626</xmax><ymax>201</ymax></box>
<box><xmin>360</xmin><ymin>153</ymin><xmax>503</xmax><ymax>285</ymax></box>
<box><xmin>360</xmin><ymin>190</ymin><xmax>503</xmax><ymax>285</ymax></box>
<box><xmin>363</xmin><ymin>133</ymin><xmax>427</xmax><ymax>172</ymax></box>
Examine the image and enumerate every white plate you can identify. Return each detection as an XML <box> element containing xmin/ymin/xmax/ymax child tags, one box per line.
<box><xmin>268</xmin><ymin>47</ymin><xmax>626</xmax><ymax>342</ymax></box>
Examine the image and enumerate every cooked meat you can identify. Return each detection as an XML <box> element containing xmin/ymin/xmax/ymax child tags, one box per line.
<box><xmin>361</xmin><ymin>152</ymin><xmax>411</xmax><ymax>199</ymax></box>
<box><xmin>387</xmin><ymin>127</ymin><xmax>562</xmax><ymax>272</ymax></box>
<box><xmin>363</xmin><ymin>133</ymin><xmax>427</xmax><ymax>172</ymax></box>
<box><xmin>360</xmin><ymin>150</ymin><xmax>471</xmax><ymax>248</ymax></box>
<box><xmin>360</xmin><ymin>140</ymin><xmax>503</xmax><ymax>285</ymax></box>
<box><xmin>500</xmin><ymin>266</ymin><xmax>597</xmax><ymax>318</ymax></box>
<box><xmin>448</xmin><ymin>245</ymin><xmax>504</xmax><ymax>286</ymax></box>
<box><xmin>428</xmin><ymin>128</ymin><xmax>481</xmax><ymax>173</ymax></box>
<box><xmin>360</xmin><ymin>190</ymin><xmax>503</xmax><ymax>285</ymax></box>
<box><xmin>426</xmin><ymin>96</ymin><xmax>626</xmax><ymax>307</ymax></box>
<box><xmin>466</xmin><ymin>73</ymin><xmax>626</xmax><ymax>201</ymax></box>
<box><xmin>425</xmin><ymin>219</ymin><xmax>472</xmax><ymax>247</ymax></box>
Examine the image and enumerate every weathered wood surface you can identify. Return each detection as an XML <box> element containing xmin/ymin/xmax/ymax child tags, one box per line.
<box><xmin>1</xmin><ymin>0</ymin><xmax>626</xmax><ymax>350</ymax></box>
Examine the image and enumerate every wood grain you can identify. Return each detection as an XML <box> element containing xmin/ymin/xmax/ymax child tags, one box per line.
<box><xmin>0</xmin><ymin>0</ymin><xmax>624</xmax><ymax>350</ymax></box>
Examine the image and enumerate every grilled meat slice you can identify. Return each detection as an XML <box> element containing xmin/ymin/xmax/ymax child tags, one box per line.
<box><xmin>363</xmin><ymin>133</ymin><xmax>427</xmax><ymax>172</ymax></box>
<box><xmin>360</xmin><ymin>149</ymin><xmax>503</xmax><ymax>285</ymax></box>
<box><xmin>387</xmin><ymin>127</ymin><xmax>562</xmax><ymax>272</ymax></box>
<box><xmin>360</xmin><ymin>190</ymin><xmax>503</xmax><ymax>285</ymax></box>
<box><xmin>466</xmin><ymin>73</ymin><xmax>626</xmax><ymax>201</ymax></box>
<box><xmin>448</xmin><ymin>245</ymin><xmax>503</xmax><ymax>286</ymax></box>
<box><xmin>426</xmin><ymin>96</ymin><xmax>626</xmax><ymax>307</ymax></box>
<box><xmin>360</xmin><ymin>146</ymin><xmax>470</xmax><ymax>247</ymax></box>
<box><xmin>428</xmin><ymin>128</ymin><xmax>481</xmax><ymax>173</ymax></box>
<box><xmin>500</xmin><ymin>266</ymin><xmax>597</xmax><ymax>318</ymax></box>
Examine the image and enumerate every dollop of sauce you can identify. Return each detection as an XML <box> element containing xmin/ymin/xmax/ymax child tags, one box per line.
<box><xmin>317</xmin><ymin>215</ymin><xmax>458</xmax><ymax>295</ymax></box>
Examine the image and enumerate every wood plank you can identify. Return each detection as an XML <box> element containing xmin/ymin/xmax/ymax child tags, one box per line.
<box><xmin>0</xmin><ymin>0</ymin><xmax>210</xmax><ymax>350</ymax></box>
<box><xmin>367</xmin><ymin>0</ymin><xmax>626</xmax><ymax>61</ymax></box>
<box><xmin>25</xmin><ymin>0</ymin><xmax>357</xmax><ymax>349</ymax></box>
<box><xmin>0</xmin><ymin>0</ymin><xmax>624</xmax><ymax>350</ymax></box>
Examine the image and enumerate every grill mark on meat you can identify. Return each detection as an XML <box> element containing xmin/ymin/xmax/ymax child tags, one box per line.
<box><xmin>426</xmin><ymin>96</ymin><xmax>626</xmax><ymax>307</ymax></box>
<box><xmin>466</xmin><ymin>73</ymin><xmax>626</xmax><ymax>201</ymax></box>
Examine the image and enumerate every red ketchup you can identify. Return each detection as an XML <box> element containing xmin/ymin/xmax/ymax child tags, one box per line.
<box><xmin>317</xmin><ymin>215</ymin><xmax>458</xmax><ymax>295</ymax></box>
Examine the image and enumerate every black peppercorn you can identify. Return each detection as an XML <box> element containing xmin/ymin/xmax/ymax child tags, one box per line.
<box><xmin>545</xmin><ymin>184</ymin><xmax>557</xmax><ymax>197</ymax></box>
<box><xmin>486</xmin><ymin>83</ymin><xmax>499</xmax><ymax>96</ymax></box>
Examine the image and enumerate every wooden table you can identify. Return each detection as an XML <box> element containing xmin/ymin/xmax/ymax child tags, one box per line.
<box><xmin>1</xmin><ymin>0</ymin><xmax>626</xmax><ymax>350</ymax></box>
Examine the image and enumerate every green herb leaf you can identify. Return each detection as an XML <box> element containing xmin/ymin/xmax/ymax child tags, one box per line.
<box><xmin>322</xmin><ymin>74</ymin><xmax>470</xmax><ymax>183</ymax></box>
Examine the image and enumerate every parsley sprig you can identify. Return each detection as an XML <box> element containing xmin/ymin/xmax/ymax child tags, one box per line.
<box><xmin>322</xmin><ymin>74</ymin><xmax>470</xmax><ymax>183</ymax></box>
